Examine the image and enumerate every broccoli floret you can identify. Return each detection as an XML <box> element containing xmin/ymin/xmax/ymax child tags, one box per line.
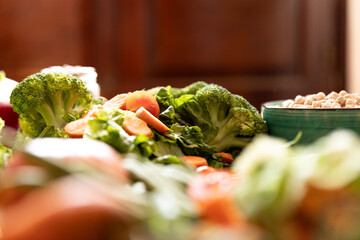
<box><xmin>10</xmin><ymin>73</ymin><xmax>93</xmax><ymax>138</ymax></box>
<box><xmin>173</xmin><ymin>84</ymin><xmax>268</xmax><ymax>152</ymax></box>
<box><xmin>171</xmin><ymin>81</ymin><xmax>208</xmax><ymax>98</ymax></box>
<box><xmin>147</xmin><ymin>82</ymin><xmax>208</xmax><ymax>113</ymax></box>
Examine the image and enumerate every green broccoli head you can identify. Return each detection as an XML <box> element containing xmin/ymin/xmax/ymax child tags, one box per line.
<box><xmin>229</xmin><ymin>94</ymin><xmax>269</xmax><ymax>134</ymax></box>
<box><xmin>148</xmin><ymin>81</ymin><xmax>208</xmax><ymax>113</ymax></box>
<box><xmin>171</xmin><ymin>81</ymin><xmax>208</xmax><ymax>98</ymax></box>
<box><xmin>10</xmin><ymin>73</ymin><xmax>93</xmax><ymax>138</ymax></box>
<box><xmin>173</xmin><ymin>84</ymin><xmax>268</xmax><ymax>152</ymax></box>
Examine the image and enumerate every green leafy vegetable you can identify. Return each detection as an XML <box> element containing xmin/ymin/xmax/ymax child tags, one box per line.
<box><xmin>86</xmin><ymin>109</ymin><xmax>156</xmax><ymax>157</ymax></box>
<box><xmin>148</xmin><ymin>82</ymin><xmax>268</xmax><ymax>167</ymax></box>
<box><xmin>123</xmin><ymin>153</ymin><xmax>196</xmax><ymax>239</ymax></box>
<box><xmin>171</xmin><ymin>81</ymin><xmax>209</xmax><ymax>98</ymax></box>
<box><xmin>231</xmin><ymin>129</ymin><xmax>360</xmax><ymax>239</ymax></box>
<box><xmin>232</xmin><ymin>135</ymin><xmax>305</xmax><ymax>222</ymax></box>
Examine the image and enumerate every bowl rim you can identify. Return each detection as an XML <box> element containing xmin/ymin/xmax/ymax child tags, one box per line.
<box><xmin>262</xmin><ymin>100</ymin><xmax>360</xmax><ymax>111</ymax></box>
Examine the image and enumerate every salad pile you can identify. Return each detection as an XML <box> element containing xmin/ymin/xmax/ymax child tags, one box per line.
<box><xmin>1</xmin><ymin>71</ymin><xmax>360</xmax><ymax>240</ymax></box>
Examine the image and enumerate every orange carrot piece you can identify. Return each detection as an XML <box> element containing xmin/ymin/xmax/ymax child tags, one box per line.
<box><xmin>126</xmin><ymin>91</ymin><xmax>160</xmax><ymax>117</ymax></box>
<box><xmin>180</xmin><ymin>156</ymin><xmax>208</xmax><ymax>168</ymax></box>
<box><xmin>122</xmin><ymin>116</ymin><xmax>152</xmax><ymax>138</ymax></box>
<box><xmin>196</xmin><ymin>166</ymin><xmax>217</xmax><ymax>174</ymax></box>
<box><xmin>135</xmin><ymin>107</ymin><xmax>170</xmax><ymax>133</ymax></box>
<box><xmin>80</xmin><ymin>105</ymin><xmax>103</xmax><ymax>119</ymax></box>
<box><xmin>217</xmin><ymin>152</ymin><xmax>234</xmax><ymax>164</ymax></box>
<box><xmin>198</xmin><ymin>194</ymin><xmax>243</xmax><ymax>226</ymax></box>
<box><xmin>187</xmin><ymin>171</ymin><xmax>243</xmax><ymax>226</ymax></box>
<box><xmin>103</xmin><ymin>93</ymin><xmax>128</xmax><ymax>110</ymax></box>
<box><xmin>64</xmin><ymin>118</ymin><xmax>88</xmax><ymax>138</ymax></box>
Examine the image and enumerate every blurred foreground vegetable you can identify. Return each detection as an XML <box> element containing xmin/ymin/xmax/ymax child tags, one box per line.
<box><xmin>0</xmin><ymin>118</ymin><xmax>11</xmax><ymax>168</ymax></box>
<box><xmin>0</xmin><ymin>138</ymin><xmax>207</xmax><ymax>240</ymax></box>
<box><xmin>232</xmin><ymin>129</ymin><xmax>360</xmax><ymax>239</ymax></box>
<box><xmin>0</xmin><ymin>138</ymin><xmax>146</xmax><ymax>240</ymax></box>
<box><xmin>2</xmin><ymin>124</ymin><xmax>360</xmax><ymax>239</ymax></box>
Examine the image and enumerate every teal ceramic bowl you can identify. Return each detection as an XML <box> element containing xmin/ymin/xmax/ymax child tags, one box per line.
<box><xmin>261</xmin><ymin>100</ymin><xmax>360</xmax><ymax>144</ymax></box>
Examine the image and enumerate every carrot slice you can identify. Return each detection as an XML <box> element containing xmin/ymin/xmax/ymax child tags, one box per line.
<box><xmin>103</xmin><ymin>93</ymin><xmax>128</xmax><ymax>110</ymax></box>
<box><xmin>180</xmin><ymin>156</ymin><xmax>208</xmax><ymax>168</ymax></box>
<box><xmin>126</xmin><ymin>91</ymin><xmax>160</xmax><ymax>117</ymax></box>
<box><xmin>64</xmin><ymin>118</ymin><xmax>88</xmax><ymax>138</ymax></box>
<box><xmin>197</xmin><ymin>193</ymin><xmax>243</xmax><ymax>226</ymax></box>
<box><xmin>135</xmin><ymin>107</ymin><xmax>170</xmax><ymax>133</ymax></box>
<box><xmin>188</xmin><ymin>171</ymin><xmax>243</xmax><ymax>226</ymax></box>
<box><xmin>216</xmin><ymin>152</ymin><xmax>234</xmax><ymax>164</ymax></box>
<box><xmin>196</xmin><ymin>166</ymin><xmax>217</xmax><ymax>174</ymax></box>
<box><xmin>122</xmin><ymin>116</ymin><xmax>152</xmax><ymax>138</ymax></box>
<box><xmin>80</xmin><ymin>105</ymin><xmax>103</xmax><ymax>119</ymax></box>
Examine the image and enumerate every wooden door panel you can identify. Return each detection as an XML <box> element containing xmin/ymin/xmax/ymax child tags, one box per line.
<box><xmin>151</xmin><ymin>0</ymin><xmax>298</xmax><ymax>75</ymax></box>
<box><xmin>124</xmin><ymin>0</ymin><xmax>345</xmax><ymax>109</ymax></box>
<box><xmin>0</xmin><ymin>0</ymin><xmax>89</xmax><ymax>82</ymax></box>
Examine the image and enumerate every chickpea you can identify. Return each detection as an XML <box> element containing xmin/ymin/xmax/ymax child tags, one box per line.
<box><xmin>344</xmin><ymin>94</ymin><xmax>355</xmax><ymax>99</ymax></box>
<box><xmin>312</xmin><ymin>101</ymin><xmax>321</xmax><ymax>108</ymax></box>
<box><xmin>282</xmin><ymin>100</ymin><xmax>294</xmax><ymax>107</ymax></box>
<box><xmin>332</xmin><ymin>103</ymin><xmax>342</xmax><ymax>108</ymax></box>
<box><xmin>355</xmin><ymin>96</ymin><xmax>360</xmax><ymax>105</ymax></box>
<box><xmin>321</xmin><ymin>102</ymin><xmax>332</xmax><ymax>108</ymax></box>
<box><xmin>346</xmin><ymin>98</ymin><xmax>357</xmax><ymax>106</ymax></box>
<box><xmin>304</xmin><ymin>96</ymin><xmax>314</xmax><ymax>106</ymax></box>
<box><xmin>294</xmin><ymin>95</ymin><xmax>305</xmax><ymax>104</ymax></box>
<box><xmin>336</xmin><ymin>96</ymin><xmax>346</xmax><ymax>106</ymax></box>
<box><xmin>339</xmin><ymin>90</ymin><xmax>348</xmax><ymax>96</ymax></box>
<box><xmin>316</xmin><ymin>92</ymin><xmax>326</xmax><ymax>101</ymax></box>
<box><xmin>326</xmin><ymin>91</ymin><xmax>339</xmax><ymax>100</ymax></box>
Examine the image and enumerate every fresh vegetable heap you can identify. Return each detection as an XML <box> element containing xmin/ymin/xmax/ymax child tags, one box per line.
<box><xmin>9</xmin><ymin>73</ymin><xmax>267</xmax><ymax>168</ymax></box>
<box><xmin>2</xmin><ymin>70</ymin><xmax>360</xmax><ymax>240</ymax></box>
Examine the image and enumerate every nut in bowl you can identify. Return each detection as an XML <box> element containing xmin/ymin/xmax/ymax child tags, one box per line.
<box><xmin>262</xmin><ymin>90</ymin><xmax>360</xmax><ymax>144</ymax></box>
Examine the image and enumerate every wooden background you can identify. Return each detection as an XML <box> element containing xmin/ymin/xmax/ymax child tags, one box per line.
<box><xmin>0</xmin><ymin>0</ymin><xmax>346</xmax><ymax>109</ymax></box>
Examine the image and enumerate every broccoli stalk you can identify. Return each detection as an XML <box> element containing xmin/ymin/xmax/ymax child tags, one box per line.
<box><xmin>10</xmin><ymin>73</ymin><xmax>93</xmax><ymax>138</ymax></box>
<box><xmin>37</xmin><ymin>101</ymin><xmax>64</xmax><ymax>128</ymax></box>
<box><xmin>206</xmin><ymin>109</ymin><xmax>255</xmax><ymax>150</ymax></box>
